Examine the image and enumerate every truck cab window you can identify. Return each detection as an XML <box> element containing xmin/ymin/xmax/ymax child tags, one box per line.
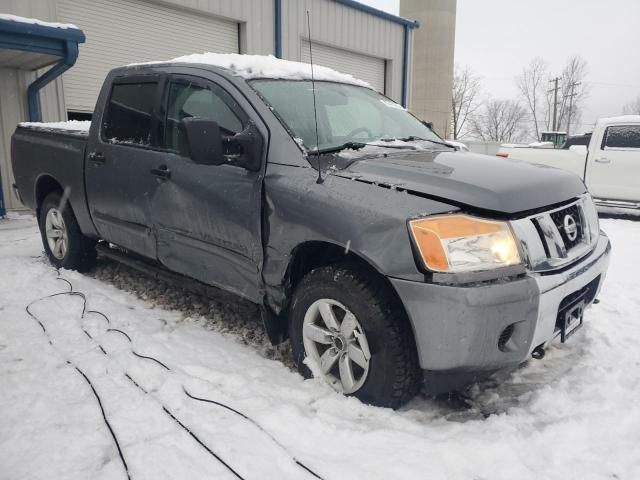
<box><xmin>164</xmin><ymin>82</ymin><xmax>243</xmax><ymax>154</ymax></box>
<box><xmin>603</xmin><ymin>125</ymin><xmax>640</xmax><ymax>149</ymax></box>
<box><xmin>102</xmin><ymin>82</ymin><xmax>157</xmax><ymax>145</ymax></box>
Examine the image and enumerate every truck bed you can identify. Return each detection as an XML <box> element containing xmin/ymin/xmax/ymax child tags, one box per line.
<box><xmin>12</xmin><ymin>123</ymin><xmax>95</xmax><ymax>235</ymax></box>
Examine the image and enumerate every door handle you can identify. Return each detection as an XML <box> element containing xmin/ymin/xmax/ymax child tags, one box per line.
<box><xmin>594</xmin><ymin>158</ymin><xmax>610</xmax><ymax>164</ymax></box>
<box><xmin>88</xmin><ymin>151</ymin><xmax>106</xmax><ymax>165</ymax></box>
<box><xmin>151</xmin><ymin>165</ymin><xmax>171</xmax><ymax>180</ymax></box>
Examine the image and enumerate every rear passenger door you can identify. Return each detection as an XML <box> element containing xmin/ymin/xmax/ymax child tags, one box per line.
<box><xmin>588</xmin><ymin>124</ymin><xmax>640</xmax><ymax>202</ymax></box>
<box><xmin>149</xmin><ymin>73</ymin><xmax>265</xmax><ymax>302</ymax></box>
<box><xmin>86</xmin><ymin>76</ymin><xmax>164</xmax><ymax>258</ymax></box>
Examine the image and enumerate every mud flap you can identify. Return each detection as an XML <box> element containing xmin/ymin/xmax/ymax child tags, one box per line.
<box><xmin>260</xmin><ymin>306</ymin><xmax>288</xmax><ymax>345</ymax></box>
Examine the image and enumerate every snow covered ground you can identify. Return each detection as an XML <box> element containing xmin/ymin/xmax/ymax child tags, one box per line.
<box><xmin>1</xmin><ymin>215</ymin><xmax>638</xmax><ymax>480</ymax></box>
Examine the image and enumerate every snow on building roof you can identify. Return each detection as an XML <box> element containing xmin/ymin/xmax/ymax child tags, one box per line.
<box><xmin>19</xmin><ymin>120</ymin><xmax>91</xmax><ymax>133</ymax></box>
<box><xmin>0</xmin><ymin>13</ymin><xmax>79</xmax><ymax>30</ymax></box>
<box><xmin>132</xmin><ymin>53</ymin><xmax>373</xmax><ymax>89</ymax></box>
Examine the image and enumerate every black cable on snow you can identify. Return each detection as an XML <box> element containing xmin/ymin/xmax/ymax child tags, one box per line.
<box><xmin>161</xmin><ymin>406</ymin><xmax>245</xmax><ymax>480</ymax></box>
<box><xmin>183</xmin><ymin>389</ymin><xmax>325</xmax><ymax>479</ymax></box>
<box><xmin>131</xmin><ymin>351</ymin><xmax>170</xmax><ymax>371</ymax></box>
<box><xmin>26</xmin><ymin>272</ymin><xmax>327</xmax><ymax>480</ymax></box>
<box><xmin>106</xmin><ymin>328</ymin><xmax>132</xmax><ymax>342</ymax></box>
<box><xmin>24</xmin><ymin>291</ymin><xmax>131</xmax><ymax>480</ymax></box>
<box><xmin>74</xmin><ymin>365</ymin><xmax>132</xmax><ymax>480</ymax></box>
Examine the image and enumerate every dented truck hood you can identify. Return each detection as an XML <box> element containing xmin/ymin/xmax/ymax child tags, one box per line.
<box><xmin>333</xmin><ymin>150</ymin><xmax>587</xmax><ymax>215</ymax></box>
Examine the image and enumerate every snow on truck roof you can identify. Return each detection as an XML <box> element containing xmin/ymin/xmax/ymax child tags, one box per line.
<box><xmin>130</xmin><ymin>53</ymin><xmax>373</xmax><ymax>89</ymax></box>
<box><xmin>596</xmin><ymin>115</ymin><xmax>640</xmax><ymax>125</ymax></box>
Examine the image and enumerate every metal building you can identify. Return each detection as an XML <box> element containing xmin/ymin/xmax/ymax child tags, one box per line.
<box><xmin>0</xmin><ymin>0</ymin><xmax>456</xmax><ymax>212</ymax></box>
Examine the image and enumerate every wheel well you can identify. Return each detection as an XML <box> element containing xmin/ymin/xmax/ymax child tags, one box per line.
<box><xmin>285</xmin><ymin>241</ymin><xmax>406</xmax><ymax>316</ymax></box>
<box><xmin>35</xmin><ymin>175</ymin><xmax>63</xmax><ymax>212</ymax></box>
<box><xmin>287</xmin><ymin>241</ymin><xmax>379</xmax><ymax>291</ymax></box>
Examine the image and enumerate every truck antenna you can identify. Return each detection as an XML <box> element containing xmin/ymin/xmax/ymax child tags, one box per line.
<box><xmin>307</xmin><ymin>10</ymin><xmax>323</xmax><ymax>184</ymax></box>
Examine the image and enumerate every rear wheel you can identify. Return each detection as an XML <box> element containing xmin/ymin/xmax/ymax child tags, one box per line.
<box><xmin>288</xmin><ymin>264</ymin><xmax>421</xmax><ymax>409</ymax></box>
<box><xmin>39</xmin><ymin>192</ymin><xmax>96</xmax><ymax>272</ymax></box>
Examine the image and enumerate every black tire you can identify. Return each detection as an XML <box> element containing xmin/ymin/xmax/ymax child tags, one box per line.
<box><xmin>39</xmin><ymin>192</ymin><xmax>96</xmax><ymax>272</ymax></box>
<box><xmin>288</xmin><ymin>264</ymin><xmax>421</xmax><ymax>409</ymax></box>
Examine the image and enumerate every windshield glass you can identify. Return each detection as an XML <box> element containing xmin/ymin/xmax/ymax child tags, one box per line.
<box><xmin>250</xmin><ymin>80</ymin><xmax>443</xmax><ymax>152</ymax></box>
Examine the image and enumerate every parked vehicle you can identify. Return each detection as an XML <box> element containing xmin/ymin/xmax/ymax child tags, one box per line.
<box><xmin>498</xmin><ymin>116</ymin><xmax>640</xmax><ymax>210</ymax></box>
<box><xmin>561</xmin><ymin>132</ymin><xmax>592</xmax><ymax>149</ymax></box>
<box><xmin>12</xmin><ymin>54</ymin><xmax>610</xmax><ymax>408</ymax></box>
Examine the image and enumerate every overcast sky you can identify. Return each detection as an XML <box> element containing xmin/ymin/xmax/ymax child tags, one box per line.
<box><xmin>363</xmin><ymin>0</ymin><xmax>640</xmax><ymax>133</ymax></box>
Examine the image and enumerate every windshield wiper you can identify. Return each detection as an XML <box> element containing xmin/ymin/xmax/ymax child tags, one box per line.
<box><xmin>308</xmin><ymin>140</ymin><xmax>416</xmax><ymax>156</ymax></box>
<box><xmin>398</xmin><ymin>135</ymin><xmax>456</xmax><ymax>150</ymax></box>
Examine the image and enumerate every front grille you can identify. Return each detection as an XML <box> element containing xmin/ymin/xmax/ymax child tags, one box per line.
<box><xmin>550</xmin><ymin>204</ymin><xmax>584</xmax><ymax>250</ymax></box>
<box><xmin>510</xmin><ymin>194</ymin><xmax>599</xmax><ymax>272</ymax></box>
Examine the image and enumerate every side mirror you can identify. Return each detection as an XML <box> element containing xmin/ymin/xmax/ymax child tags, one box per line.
<box><xmin>223</xmin><ymin>121</ymin><xmax>263</xmax><ymax>172</ymax></box>
<box><xmin>181</xmin><ymin>117</ymin><xmax>224</xmax><ymax>166</ymax></box>
<box><xmin>569</xmin><ymin>145</ymin><xmax>588</xmax><ymax>155</ymax></box>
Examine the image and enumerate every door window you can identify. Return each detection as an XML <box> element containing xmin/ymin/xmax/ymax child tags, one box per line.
<box><xmin>603</xmin><ymin>125</ymin><xmax>640</xmax><ymax>149</ymax></box>
<box><xmin>164</xmin><ymin>81</ymin><xmax>243</xmax><ymax>154</ymax></box>
<box><xmin>102</xmin><ymin>82</ymin><xmax>157</xmax><ymax>145</ymax></box>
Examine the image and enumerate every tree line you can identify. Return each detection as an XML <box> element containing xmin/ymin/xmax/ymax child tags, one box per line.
<box><xmin>448</xmin><ymin>56</ymin><xmax>640</xmax><ymax>143</ymax></box>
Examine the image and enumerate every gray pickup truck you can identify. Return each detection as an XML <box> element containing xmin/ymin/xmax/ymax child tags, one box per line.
<box><xmin>11</xmin><ymin>54</ymin><xmax>610</xmax><ymax>408</ymax></box>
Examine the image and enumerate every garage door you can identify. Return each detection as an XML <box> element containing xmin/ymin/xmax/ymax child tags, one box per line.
<box><xmin>301</xmin><ymin>40</ymin><xmax>385</xmax><ymax>94</ymax></box>
<box><xmin>58</xmin><ymin>0</ymin><xmax>239</xmax><ymax>112</ymax></box>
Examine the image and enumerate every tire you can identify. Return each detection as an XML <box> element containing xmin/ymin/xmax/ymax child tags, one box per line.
<box><xmin>39</xmin><ymin>192</ymin><xmax>96</xmax><ymax>272</ymax></box>
<box><xmin>288</xmin><ymin>264</ymin><xmax>421</xmax><ymax>409</ymax></box>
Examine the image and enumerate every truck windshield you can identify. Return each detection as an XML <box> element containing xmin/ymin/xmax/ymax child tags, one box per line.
<box><xmin>250</xmin><ymin>79</ymin><xmax>443</xmax><ymax>153</ymax></box>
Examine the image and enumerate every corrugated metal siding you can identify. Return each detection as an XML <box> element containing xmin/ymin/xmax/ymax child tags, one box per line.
<box><xmin>0</xmin><ymin>68</ymin><xmax>27</xmax><ymax>210</ymax></box>
<box><xmin>300</xmin><ymin>40</ymin><xmax>385</xmax><ymax>93</ymax></box>
<box><xmin>57</xmin><ymin>0</ymin><xmax>240</xmax><ymax>112</ymax></box>
<box><xmin>282</xmin><ymin>0</ymin><xmax>405</xmax><ymax>102</ymax></box>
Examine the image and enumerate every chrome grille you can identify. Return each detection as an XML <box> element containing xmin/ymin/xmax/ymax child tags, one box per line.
<box><xmin>510</xmin><ymin>194</ymin><xmax>600</xmax><ymax>272</ymax></box>
<box><xmin>549</xmin><ymin>204</ymin><xmax>584</xmax><ymax>250</ymax></box>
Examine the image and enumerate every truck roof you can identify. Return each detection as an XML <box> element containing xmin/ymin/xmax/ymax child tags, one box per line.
<box><xmin>127</xmin><ymin>52</ymin><xmax>373</xmax><ymax>89</ymax></box>
<box><xmin>596</xmin><ymin>115</ymin><xmax>640</xmax><ymax>125</ymax></box>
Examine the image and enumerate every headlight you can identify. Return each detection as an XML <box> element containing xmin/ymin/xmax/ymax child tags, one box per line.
<box><xmin>408</xmin><ymin>214</ymin><xmax>521</xmax><ymax>273</ymax></box>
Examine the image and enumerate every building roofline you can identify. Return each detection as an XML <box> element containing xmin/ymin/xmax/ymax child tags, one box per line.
<box><xmin>0</xmin><ymin>16</ymin><xmax>85</xmax><ymax>43</ymax></box>
<box><xmin>335</xmin><ymin>0</ymin><xmax>420</xmax><ymax>28</ymax></box>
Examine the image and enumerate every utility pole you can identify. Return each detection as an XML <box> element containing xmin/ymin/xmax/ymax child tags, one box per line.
<box><xmin>565</xmin><ymin>82</ymin><xmax>580</xmax><ymax>136</ymax></box>
<box><xmin>549</xmin><ymin>77</ymin><xmax>561</xmax><ymax>132</ymax></box>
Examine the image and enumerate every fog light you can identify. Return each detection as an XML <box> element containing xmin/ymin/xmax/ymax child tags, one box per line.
<box><xmin>498</xmin><ymin>324</ymin><xmax>515</xmax><ymax>352</ymax></box>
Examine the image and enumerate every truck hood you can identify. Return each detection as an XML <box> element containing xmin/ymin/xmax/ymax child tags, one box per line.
<box><xmin>334</xmin><ymin>150</ymin><xmax>587</xmax><ymax>215</ymax></box>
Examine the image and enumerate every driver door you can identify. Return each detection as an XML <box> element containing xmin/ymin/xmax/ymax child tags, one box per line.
<box><xmin>149</xmin><ymin>74</ymin><xmax>265</xmax><ymax>302</ymax></box>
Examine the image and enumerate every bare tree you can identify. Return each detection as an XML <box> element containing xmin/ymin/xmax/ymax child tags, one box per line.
<box><xmin>450</xmin><ymin>65</ymin><xmax>481</xmax><ymax>139</ymax></box>
<box><xmin>470</xmin><ymin>98</ymin><xmax>528</xmax><ymax>143</ymax></box>
<box><xmin>543</xmin><ymin>56</ymin><xmax>589</xmax><ymax>135</ymax></box>
<box><xmin>517</xmin><ymin>57</ymin><xmax>548</xmax><ymax>140</ymax></box>
<box><xmin>623</xmin><ymin>97</ymin><xmax>640</xmax><ymax>115</ymax></box>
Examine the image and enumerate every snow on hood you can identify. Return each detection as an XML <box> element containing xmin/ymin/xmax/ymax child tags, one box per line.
<box><xmin>131</xmin><ymin>53</ymin><xmax>373</xmax><ymax>89</ymax></box>
<box><xmin>19</xmin><ymin>120</ymin><xmax>91</xmax><ymax>133</ymax></box>
<box><xmin>0</xmin><ymin>13</ymin><xmax>79</xmax><ymax>30</ymax></box>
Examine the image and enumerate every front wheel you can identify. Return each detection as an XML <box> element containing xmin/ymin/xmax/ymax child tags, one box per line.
<box><xmin>288</xmin><ymin>264</ymin><xmax>421</xmax><ymax>408</ymax></box>
<box><xmin>39</xmin><ymin>192</ymin><xmax>96</xmax><ymax>272</ymax></box>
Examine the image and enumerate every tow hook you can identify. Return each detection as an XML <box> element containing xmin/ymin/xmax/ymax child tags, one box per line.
<box><xmin>532</xmin><ymin>344</ymin><xmax>546</xmax><ymax>360</ymax></box>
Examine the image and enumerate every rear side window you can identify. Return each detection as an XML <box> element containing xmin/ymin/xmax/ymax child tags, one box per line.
<box><xmin>603</xmin><ymin>125</ymin><xmax>640</xmax><ymax>149</ymax></box>
<box><xmin>102</xmin><ymin>82</ymin><xmax>157</xmax><ymax>145</ymax></box>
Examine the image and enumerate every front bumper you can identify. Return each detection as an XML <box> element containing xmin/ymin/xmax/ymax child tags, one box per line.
<box><xmin>390</xmin><ymin>232</ymin><xmax>611</xmax><ymax>391</ymax></box>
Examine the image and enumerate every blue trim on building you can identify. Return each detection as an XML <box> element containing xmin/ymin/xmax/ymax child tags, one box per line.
<box><xmin>401</xmin><ymin>25</ymin><xmax>409</xmax><ymax>108</ymax></box>
<box><xmin>0</xmin><ymin>18</ymin><xmax>85</xmax><ymax>121</ymax></box>
<box><xmin>274</xmin><ymin>0</ymin><xmax>282</xmax><ymax>58</ymax></box>
<box><xmin>334</xmin><ymin>0</ymin><xmax>419</xmax><ymax>29</ymax></box>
